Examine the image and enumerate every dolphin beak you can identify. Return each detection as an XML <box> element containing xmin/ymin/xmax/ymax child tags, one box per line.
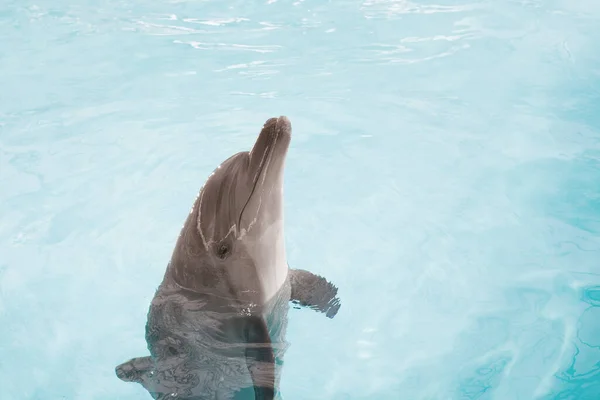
<box><xmin>248</xmin><ymin>116</ymin><xmax>292</xmax><ymax>181</ymax></box>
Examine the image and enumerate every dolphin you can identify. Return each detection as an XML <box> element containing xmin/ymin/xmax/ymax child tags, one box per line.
<box><xmin>115</xmin><ymin>116</ymin><xmax>341</xmax><ymax>400</ymax></box>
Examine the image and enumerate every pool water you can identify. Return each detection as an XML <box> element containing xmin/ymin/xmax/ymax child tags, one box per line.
<box><xmin>2</xmin><ymin>0</ymin><xmax>600</xmax><ymax>399</ymax></box>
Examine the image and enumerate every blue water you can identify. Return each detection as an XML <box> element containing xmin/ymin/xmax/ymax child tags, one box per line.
<box><xmin>2</xmin><ymin>0</ymin><xmax>600</xmax><ymax>399</ymax></box>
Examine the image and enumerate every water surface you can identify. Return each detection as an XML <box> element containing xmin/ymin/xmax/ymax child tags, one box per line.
<box><xmin>1</xmin><ymin>0</ymin><xmax>600</xmax><ymax>399</ymax></box>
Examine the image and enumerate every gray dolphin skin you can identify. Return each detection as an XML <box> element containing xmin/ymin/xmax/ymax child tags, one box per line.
<box><xmin>115</xmin><ymin>116</ymin><xmax>341</xmax><ymax>400</ymax></box>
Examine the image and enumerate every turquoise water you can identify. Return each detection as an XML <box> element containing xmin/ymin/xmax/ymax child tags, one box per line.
<box><xmin>2</xmin><ymin>0</ymin><xmax>600</xmax><ymax>399</ymax></box>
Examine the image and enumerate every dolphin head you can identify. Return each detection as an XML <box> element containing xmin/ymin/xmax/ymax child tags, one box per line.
<box><xmin>172</xmin><ymin>116</ymin><xmax>292</xmax><ymax>304</ymax></box>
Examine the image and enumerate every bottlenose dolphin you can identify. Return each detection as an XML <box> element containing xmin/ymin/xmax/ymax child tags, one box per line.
<box><xmin>115</xmin><ymin>116</ymin><xmax>341</xmax><ymax>400</ymax></box>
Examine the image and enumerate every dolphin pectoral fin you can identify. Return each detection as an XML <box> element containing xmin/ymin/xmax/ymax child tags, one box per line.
<box><xmin>289</xmin><ymin>268</ymin><xmax>341</xmax><ymax>318</ymax></box>
<box><xmin>115</xmin><ymin>356</ymin><xmax>153</xmax><ymax>383</ymax></box>
<box><xmin>243</xmin><ymin>315</ymin><xmax>276</xmax><ymax>400</ymax></box>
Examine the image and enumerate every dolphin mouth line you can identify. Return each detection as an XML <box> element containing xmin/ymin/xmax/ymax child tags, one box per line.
<box><xmin>237</xmin><ymin>118</ymin><xmax>286</xmax><ymax>229</ymax></box>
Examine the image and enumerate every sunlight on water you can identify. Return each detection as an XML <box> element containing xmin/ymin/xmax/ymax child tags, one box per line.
<box><xmin>1</xmin><ymin>0</ymin><xmax>600</xmax><ymax>399</ymax></box>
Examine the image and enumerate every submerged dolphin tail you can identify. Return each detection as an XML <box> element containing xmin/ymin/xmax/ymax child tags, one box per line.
<box><xmin>244</xmin><ymin>315</ymin><xmax>276</xmax><ymax>400</ymax></box>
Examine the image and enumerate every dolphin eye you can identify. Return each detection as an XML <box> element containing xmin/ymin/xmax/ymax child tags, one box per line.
<box><xmin>216</xmin><ymin>243</ymin><xmax>230</xmax><ymax>259</ymax></box>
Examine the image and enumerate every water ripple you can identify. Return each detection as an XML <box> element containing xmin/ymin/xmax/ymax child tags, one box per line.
<box><xmin>173</xmin><ymin>39</ymin><xmax>281</xmax><ymax>53</ymax></box>
<box><xmin>362</xmin><ymin>0</ymin><xmax>479</xmax><ymax>18</ymax></box>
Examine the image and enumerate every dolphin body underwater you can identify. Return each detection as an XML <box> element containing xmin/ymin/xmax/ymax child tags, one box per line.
<box><xmin>115</xmin><ymin>116</ymin><xmax>341</xmax><ymax>400</ymax></box>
